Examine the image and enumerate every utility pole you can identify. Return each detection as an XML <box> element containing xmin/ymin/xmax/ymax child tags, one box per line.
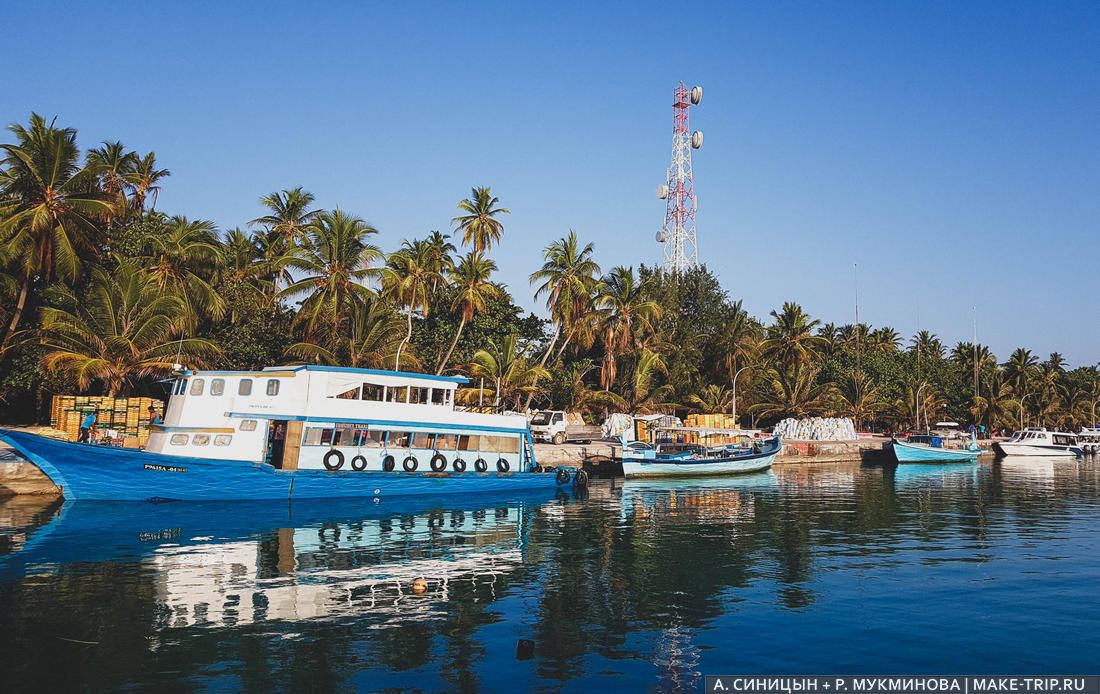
<box><xmin>972</xmin><ymin>306</ymin><xmax>978</xmax><ymax>399</ymax></box>
<box><xmin>854</xmin><ymin>263</ymin><xmax>860</xmax><ymax>376</ymax></box>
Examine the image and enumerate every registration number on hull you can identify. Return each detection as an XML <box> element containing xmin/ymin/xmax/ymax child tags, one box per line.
<box><xmin>144</xmin><ymin>463</ymin><xmax>188</xmax><ymax>473</ymax></box>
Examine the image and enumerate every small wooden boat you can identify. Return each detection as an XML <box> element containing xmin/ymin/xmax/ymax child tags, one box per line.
<box><xmin>891</xmin><ymin>435</ymin><xmax>980</xmax><ymax>463</ymax></box>
<box><xmin>621</xmin><ymin>436</ymin><xmax>781</xmax><ymax>478</ymax></box>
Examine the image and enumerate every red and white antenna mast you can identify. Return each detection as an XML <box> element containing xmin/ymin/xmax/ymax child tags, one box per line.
<box><xmin>655</xmin><ymin>82</ymin><xmax>703</xmax><ymax>274</ymax></box>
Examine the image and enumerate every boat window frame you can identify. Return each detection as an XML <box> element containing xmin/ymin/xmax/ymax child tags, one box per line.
<box><xmin>362</xmin><ymin>383</ymin><xmax>385</xmax><ymax>401</ymax></box>
<box><xmin>189</xmin><ymin>379</ymin><xmax>205</xmax><ymax>396</ymax></box>
<box><xmin>210</xmin><ymin>378</ymin><xmax>225</xmax><ymax>396</ymax></box>
<box><xmin>214</xmin><ymin>434</ymin><xmax>232</xmax><ymax>446</ymax></box>
<box><xmin>238</xmin><ymin>379</ymin><xmax>253</xmax><ymax>396</ymax></box>
<box><xmin>239</xmin><ymin>419</ymin><xmax>258</xmax><ymax>431</ymax></box>
<box><xmin>411</xmin><ymin>432</ymin><xmax>435</xmax><ymax>449</ymax></box>
<box><xmin>266</xmin><ymin>379</ymin><xmax>280</xmax><ymax>396</ymax></box>
<box><xmin>192</xmin><ymin>434</ymin><xmax>211</xmax><ymax>446</ymax></box>
<box><xmin>430</xmin><ymin>388</ymin><xmax>446</xmax><ymax>405</ymax></box>
<box><xmin>169</xmin><ymin>433</ymin><xmax>189</xmax><ymax>445</ymax></box>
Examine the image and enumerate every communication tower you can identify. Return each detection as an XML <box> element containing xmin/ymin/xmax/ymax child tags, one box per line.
<box><xmin>655</xmin><ymin>82</ymin><xmax>703</xmax><ymax>273</ymax></box>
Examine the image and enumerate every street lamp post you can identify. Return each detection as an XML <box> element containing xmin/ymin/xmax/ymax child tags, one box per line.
<box><xmin>915</xmin><ymin>382</ymin><xmax>928</xmax><ymax>432</ymax></box>
<box><xmin>1019</xmin><ymin>392</ymin><xmax>1032</xmax><ymax>431</ymax></box>
<box><xmin>731</xmin><ymin>365</ymin><xmax>752</xmax><ymax>428</ymax></box>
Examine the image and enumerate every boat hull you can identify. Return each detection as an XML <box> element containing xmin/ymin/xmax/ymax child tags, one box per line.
<box><xmin>0</xmin><ymin>429</ymin><xmax>572</xmax><ymax>501</ymax></box>
<box><xmin>992</xmin><ymin>442</ymin><xmax>1079</xmax><ymax>457</ymax></box>
<box><xmin>891</xmin><ymin>440</ymin><xmax>980</xmax><ymax>463</ymax></box>
<box><xmin>621</xmin><ymin>451</ymin><xmax>777</xmax><ymax>478</ymax></box>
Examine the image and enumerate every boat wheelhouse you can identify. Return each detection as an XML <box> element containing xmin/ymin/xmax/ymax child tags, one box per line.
<box><xmin>147</xmin><ymin>366</ymin><xmax>531</xmax><ymax>474</ymax></box>
<box><xmin>0</xmin><ymin>366</ymin><xmax>582</xmax><ymax>501</ymax></box>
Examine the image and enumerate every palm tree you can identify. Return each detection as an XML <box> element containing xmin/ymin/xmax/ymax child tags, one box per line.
<box><xmin>868</xmin><ymin>326</ymin><xmax>901</xmax><ymax>353</ymax></box>
<box><xmin>0</xmin><ymin>114</ymin><xmax>113</xmax><ymax>343</ymax></box>
<box><xmin>381</xmin><ymin>239</ymin><xmax>441</xmax><ymax>369</ymax></box>
<box><xmin>718</xmin><ymin>299</ymin><xmax>760</xmax><ymax>382</ymax></box>
<box><xmin>284</xmin><ymin>297</ymin><xmax>417</xmax><ymax>370</ymax></box>
<box><xmin>833</xmin><ymin>372</ymin><xmax>880</xmax><ymax>427</ymax></box>
<box><xmin>529</xmin><ymin>230</ymin><xmax>601</xmax><ymax>368</ymax></box>
<box><xmin>126</xmin><ymin>151</ymin><xmax>170</xmax><ymax>214</ymax></box>
<box><xmin>424</xmin><ymin>230</ymin><xmax>456</xmax><ymax>295</ymax></box>
<box><xmin>817</xmin><ymin>322</ymin><xmax>842</xmax><ymax>357</ymax></box>
<box><xmin>909</xmin><ymin>330</ymin><xmax>945</xmax><ymax>359</ymax></box>
<box><xmin>594</xmin><ymin>266</ymin><xmax>662</xmax><ymax>389</ymax></box>
<box><xmin>281</xmin><ymin>209</ymin><xmax>382</xmax><ymax>339</ymax></box>
<box><xmin>452</xmin><ymin>186</ymin><xmax>509</xmax><ymax>253</ymax></box>
<box><xmin>465</xmin><ymin>335</ymin><xmax>548</xmax><ymax>411</ymax></box>
<box><xmin>250</xmin><ymin>187</ymin><xmax>321</xmax><ymax>289</ymax></box>
<box><xmin>689</xmin><ymin>384</ymin><xmax>733</xmax><ymax>414</ymax></box>
<box><xmin>972</xmin><ymin>371</ymin><xmax>1018</xmax><ymax>432</ymax></box>
<box><xmin>595</xmin><ymin>349</ymin><xmax>673</xmax><ymax>414</ymax></box>
<box><xmin>554</xmin><ymin>359</ymin><xmax>604</xmax><ymax>415</ymax></box>
<box><xmin>33</xmin><ymin>261</ymin><xmax>216</xmax><ymax>396</ymax></box>
<box><xmin>750</xmin><ymin>361</ymin><xmax>829</xmax><ymax>420</ymax></box>
<box><xmin>141</xmin><ymin>215</ymin><xmax>226</xmax><ymax>328</ymax></box>
<box><xmin>86</xmin><ymin>141</ymin><xmax>137</xmax><ymax>225</ymax></box>
<box><xmin>437</xmin><ymin>251</ymin><xmax>501</xmax><ymax>375</ymax></box>
<box><xmin>1003</xmin><ymin>348</ymin><xmax>1038</xmax><ymax>401</ymax></box>
<box><xmin>759</xmin><ymin>302</ymin><xmax>824</xmax><ymax>367</ymax></box>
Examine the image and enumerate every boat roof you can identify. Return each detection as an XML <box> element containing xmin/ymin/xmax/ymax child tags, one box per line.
<box><xmin>178</xmin><ymin>366</ymin><xmax>469</xmax><ymax>384</ymax></box>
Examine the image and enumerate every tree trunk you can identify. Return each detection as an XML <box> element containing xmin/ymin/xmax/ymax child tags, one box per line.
<box><xmin>1</xmin><ymin>280</ymin><xmax>29</xmax><ymax>349</ymax></box>
<box><xmin>395</xmin><ymin>308</ymin><xmax>413</xmax><ymax>370</ymax></box>
<box><xmin>436</xmin><ymin>316</ymin><xmax>467</xmax><ymax>375</ymax></box>
<box><xmin>522</xmin><ymin>322</ymin><xmax>560</xmax><ymax>411</ymax></box>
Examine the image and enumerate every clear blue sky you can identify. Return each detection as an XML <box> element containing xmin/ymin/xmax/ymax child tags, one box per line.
<box><xmin>5</xmin><ymin>1</ymin><xmax>1099</xmax><ymax>364</ymax></box>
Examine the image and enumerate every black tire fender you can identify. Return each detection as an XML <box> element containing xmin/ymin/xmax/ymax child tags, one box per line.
<box><xmin>403</xmin><ymin>455</ymin><xmax>418</xmax><ymax>472</ymax></box>
<box><xmin>496</xmin><ymin>458</ymin><xmax>510</xmax><ymax>472</ymax></box>
<box><xmin>556</xmin><ymin>468</ymin><xmax>570</xmax><ymax>484</ymax></box>
<box><xmin>382</xmin><ymin>455</ymin><xmax>395</xmax><ymax>472</ymax></box>
<box><xmin>474</xmin><ymin>458</ymin><xmax>488</xmax><ymax>472</ymax></box>
<box><xmin>453</xmin><ymin>458</ymin><xmax>467</xmax><ymax>472</ymax></box>
<box><xmin>430</xmin><ymin>453</ymin><xmax>447</xmax><ymax>472</ymax></box>
<box><xmin>350</xmin><ymin>454</ymin><xmax>367</xmax><ymax>471</ymax></box>
<box><xmin>323</xmin><ymin>449</ymin><xmax>344</xmax><ymax>471</ymax></box>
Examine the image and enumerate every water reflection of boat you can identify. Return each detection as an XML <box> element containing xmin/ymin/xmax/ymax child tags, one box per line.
<box><xmin>0</xmin><ymin>492</ymin><xmax>553</xmax><ymax>614</ymax></box>
<box><xmin>618</xmin><ymin>472</ymin><xmax>776</xmax><ymax>522</ymax></box>
<box><xmin>890</xmin><ymin>462</ymin><xmax>981</xmax><ymax>488</ymax></box>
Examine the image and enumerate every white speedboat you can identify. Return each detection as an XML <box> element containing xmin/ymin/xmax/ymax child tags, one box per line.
<box><xmin>992</xmin><ymin>428</ymin><xmax>1081</xmax><ymax>457</ymax></box>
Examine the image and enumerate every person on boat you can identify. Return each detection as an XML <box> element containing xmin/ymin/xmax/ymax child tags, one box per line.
<box><xmin>148</xmin><ymin>405</ymin><xmax>161</xmax><ymax>426</ymax></box>
<box><xmin>78</xmin><ymin>409</ymin><xmax>97</xmax><ymax>443</ymax></box>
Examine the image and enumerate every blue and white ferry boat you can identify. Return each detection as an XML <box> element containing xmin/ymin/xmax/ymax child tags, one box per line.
<box><xmin>0</xmin><ymin>366</ymin><xmax>582</xmax><ymax>501</ymax></box>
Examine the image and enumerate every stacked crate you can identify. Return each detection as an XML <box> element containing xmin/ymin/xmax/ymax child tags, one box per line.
<box><xmin>50</xmin><ymin>395</ymin><xmax>164</xmax><ymax>444</ymax></box>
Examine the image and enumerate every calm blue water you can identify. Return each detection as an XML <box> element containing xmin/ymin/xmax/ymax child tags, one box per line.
<box><xmin>1</xmin><ymin>458</ymin><xmax>1098</xmax><ymax>692</ymax></box>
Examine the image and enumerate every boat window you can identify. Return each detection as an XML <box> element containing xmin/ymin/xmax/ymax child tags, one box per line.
<box><xmin>193</xmin><ymin>434</ymin><xmax>211</xmax><ymax>446</ymax></box>
<box><xmin>482</xmin><ymin>435</ymin><xmax>521</xmax><ymax>454</ymax></box>
<box><xmin>411</xmin><ymin>432</ymin><xmax>434</xmax><ymax>449</ymax></box>
<box><xmin>388</xmin><ymin>386</ymin><xmax>409</xmax><ymax>403</ymax></box>
<box><xmin>210</xmin><ymin>378</ymin><xmax>225</xmax><ymax>396</ymax></box>
<box><xmin>362</xmin><ymin>383</ymin><xmax>385</xmax><ymax>401</ymax></box>
<box><xmin>303</xmin><ymin>428</ymin><xmax>323</xmax><ymax>446</ymax></box>
<box><xmin>333</xmin><ymin>386</ymin><xmax>360</xmax><ymax>400</ymax></box>
<box><xmin>238</xmin><ymin>379</ymin><xmax>252</xmax><ymax>396</ymax></box>
<box><xmin>174</xmin><ymin>378</ymin><xmax>188</xmax><ymax>395</ymax></box>
<box><xmin>431</xmin><ymin>388</ymin><xmax>446</xmax><ymax>405</ymax></box>
<box><xmin>458</xmin><ymin>435</ymin><xmax>480</xmax><ymax>451</ymax></box>
<box><xmin>362</xmin><ymin>430</ymin><xmax>386</xmax><ymax>447</ymax></box>
<box><xmin>170</xmin><ymin>434</ymin><xmax>188</xmax><ymax>445</ymax></box>
<box><xmin>333</xmin><ymin>429</ymin><xmax>358</xmax><ymax>446</ymax></box>
<box><xmin>214</xmin><ymin>434</ymin><xmax>232</xmax><ymax>446</ymax></box>
<box><xmin>435</xmin><ymin>433</ymin><xmax>458</xmax><ymax>450</ymax></box>
<box><xmin>389</xmin><ymin>431</ymin><xmax>412</xmax><ymax>447</ymax></box>
<box><xmin>190</xmin><ymin>379</ymin><xmax>205</xmax><ymax>396</ymax></box>
<box><xmin>319</xmin><ymin>428</ymin><xmax>335</xmax><ymax>445</ymax></box>
<box><xmin>239</xmin><ymin>419</ymin><xmax>258</xmax><ymax>431</ymax></box>
<box><xmin>444</xmin><ymin>389</ymin><xmax>453</xmax><ymax>407</ymax></box>
<box><xmin>408</xmin><ymin>386</ymin><xmax>429</xmax><ymax>405</ymax></box>
<box><xmin>266</xmin><ymin>379</ymin><xmax>280</xmax><ymax>396</ymax></box>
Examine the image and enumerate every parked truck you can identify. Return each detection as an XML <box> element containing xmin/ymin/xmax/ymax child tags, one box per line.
<box><xmin>530</xmin><ymin>411</ymin><xmax>603</xmax><ymax>445</ymax></box>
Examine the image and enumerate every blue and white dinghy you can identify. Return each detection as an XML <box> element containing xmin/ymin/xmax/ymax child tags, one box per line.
<box><xmin>620</xmin><ymin>435</ymin><xmax>781</xmax><ymax>478</ymax></box>
<box><xmin>0</xmin><ymin>366</ymin><xmax>583</xmax><ymax>501</ymax></box>
<box><xmin>891</xmin><ymin>433</ymin><xmax>981</xmax><ymax>463</ymax></box>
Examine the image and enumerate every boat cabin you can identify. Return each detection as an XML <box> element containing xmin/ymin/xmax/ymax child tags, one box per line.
<box><xmin>145</xmin><ymin>366</ymin><xmax>535</xmax><ymax>473</ymax></box>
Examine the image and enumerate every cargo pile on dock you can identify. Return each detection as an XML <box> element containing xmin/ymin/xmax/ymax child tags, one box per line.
<box><xmin>49</xmin><ymin>396</ymin><xmax>163</xmax><ymax>445</ymax></box>
<box><xmin>683</xmin><ymin>414</ymin><xmax>743</xmax><ymax>429</ymax></box>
